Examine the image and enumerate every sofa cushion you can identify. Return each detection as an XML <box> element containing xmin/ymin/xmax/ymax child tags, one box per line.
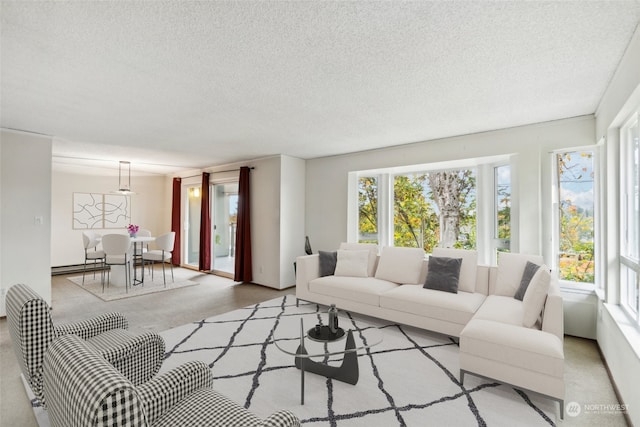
<box><xmin>318</xmin><ymin>251</ymin><xmax>337</xmax><ymax>277</ymax></box>
<box><xmin>495</xmin><ymin>253</ymin><xmax>544</xmax><ymax>297</ymax></box>
<box><xmin>432</xmin><ymin>248</ymin><xmax>478</xmax><ymax>293</ymax></box>
<box><xmin>375</xmin><ymin>246</ymin><xmax>425</xmax><ymax>284</ymax></box>
<box><xmin>309</xmin><ymin>276</ymin><xmax>399</xmax><ymax>306</ymax></box>
<box><xmin>334</xmin><ymin>250</ymin><xmax>369</xmax><ymax>277</ymax></box>
<box><xmin>380</xmin><ymin>285</ymin><xmax>486</xmax><ymax>326</ymax></box>
<box><xmin>423</xmin><ymin>256</ymin><xmax>462</xmax><ymax>293</ymax></box>
<box><xmin>522</xmin><ymin>266</ymin><xmax>551</xmax><ymax>328</ymax></box>
<box><xmin>514</xmin><ymin>261</ymin><xmax>541</xmax><ymax>301</ymax></box>
<box><xmin>471</xmin><ymin>295</ymin><xmax>523</xmax><ymax>327</ymax></box>
<box><xmin>460</xmin><ymin>319</ymin><xmax>564</xmax><ymax>378</ymax></box>
<box><xmin>339</xmin><ymin>242</ymin><xmax>378</xmax><ymax>276</ymax></box>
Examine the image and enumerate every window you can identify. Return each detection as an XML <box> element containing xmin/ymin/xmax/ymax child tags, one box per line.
<box><xmin>358</xmin><ymin>176</ymin><xmax>379</xmax><ymax>244</ymax></box>
<box><xmin>494</xmin><ymin>164</ymin><xmax>511</xmax><ymax>258</ymax></box>
<box><xmin>392</xmin><ymin>170</ymin><xmax>476</xmax><ymax>251</ymax></box>
<box><xmin>621</xmin><ymin>111</ymin><xmax>640</xmax><ymax>323</ymax></box>
<box><xmin>554</xmin><ymin>150</ymin><xmax>596</xmax><ymax>285</ymax></box>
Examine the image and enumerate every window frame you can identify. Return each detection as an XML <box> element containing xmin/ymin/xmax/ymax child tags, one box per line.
<box><xmin>551</xmin><ymin>146</ymin><xmax>599</xmax><ymax>291</ymax></box>
<box><xmin>351</xmin><ymin>155</ymin><xmax>511</xmax><ymax>264</ymax></box>
<box><xmin>619</xmin><ymin>111</ymin><xmax>640</xmax><ymax>325</ymax></box>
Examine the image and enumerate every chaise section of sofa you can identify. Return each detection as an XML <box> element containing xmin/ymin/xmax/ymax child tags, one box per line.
<box><xmin>459</xmin><ymin>253</ymin><xmax>565</xmax><ymax>418</ymax></box>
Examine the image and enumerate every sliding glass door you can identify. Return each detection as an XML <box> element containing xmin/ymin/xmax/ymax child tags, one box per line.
<box><xmin>183</xmin><ymin>184</ymin><xmax>201</xmax><ymax>269</ymax></box>
<box><xmin>211</xmin><ymin>182</ymin><xmax>238</xmax><ymax>276</ymax></box>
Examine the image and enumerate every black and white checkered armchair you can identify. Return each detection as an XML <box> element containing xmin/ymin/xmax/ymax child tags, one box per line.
<box><xmin>6</xmin><ymin>283</ymin><xmax>165</xmax><ymax>406</ymax></box>
<box><xmin>43</xmin><ymin>334</ymin><xmax>301</xmax><ymax>427</ymax></box>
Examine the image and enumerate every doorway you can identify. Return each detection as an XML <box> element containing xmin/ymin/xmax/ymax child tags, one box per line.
<box><xmin>211</xmin><ymin>182</ymin><xmax>238</xmax><ymax>277</ymax></box>
<box><xmin>183</xmin><ymin>184</ymin><xmax>201</xmax><ymax>269</ymax></box>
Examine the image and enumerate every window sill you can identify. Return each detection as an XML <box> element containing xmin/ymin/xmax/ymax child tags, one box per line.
<box><xmin>559</xmin><ymin>280</ymin><xmax>597</xmax><ymax>295</ymax></box>
<box><xmin>602</xmin><ymin>303</ymin><xmax>640</xmax><ymax>361</ymax></box>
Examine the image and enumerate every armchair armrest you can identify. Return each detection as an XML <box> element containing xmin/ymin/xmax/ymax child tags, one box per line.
<box><xmin>137</xmin><ymin>360</ymin><xmax>213</xmax><ymax>425</ymax></box>
<box><xmin>97</xmin><ymin>331</ymin><xmax>165</xmax><ymax>386</ymax></box>
<box><xmin>54</xmin><ymin>312</ymin><xmax>128</xmax><ymax>339</ymax></box>
<box><xmin>261</xmin><ymin>410</ymin><xmax>301</xmax><ymax>427</ymax></box>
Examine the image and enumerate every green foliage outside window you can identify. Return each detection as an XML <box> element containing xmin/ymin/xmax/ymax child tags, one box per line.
<box><xmin>557</xmin><ymin>151</ymin><xmax>595</xmax><ymax>283</ymax></box>
<box><xmin>358</xmin><ymin>171</ymin><xmax>476</xmax><ymax>252</ymax></box>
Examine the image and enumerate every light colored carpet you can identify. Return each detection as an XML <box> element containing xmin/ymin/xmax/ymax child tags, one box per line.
<box><xmin>67</xmin><ymin>266</ymin><xmax>199</xmax><ymax>301</ymax></box>
<box><xmin>160</xmin><ymin>295</ymin><xmax>559</xmax><ymax>426</ymax></box>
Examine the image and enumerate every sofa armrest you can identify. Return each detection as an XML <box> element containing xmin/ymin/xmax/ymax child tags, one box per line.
<box><xmin>137</xmin><ymin>360</ymin><xmax>214</xmax><ymax>425</ymax></box>
<box><xmin>54</xmin><ymin>312</ymin><xmax>129</xmax><ymax>339</ymax></box>
<box><xmin>542</xmin><ymin>278</ymin><xmax>564</xmax><ymax>341</ymax></box>
<box><xmin>296</xmin><ymin>254</ymin><xmax>320</xmax><ymax>292</ymax></box>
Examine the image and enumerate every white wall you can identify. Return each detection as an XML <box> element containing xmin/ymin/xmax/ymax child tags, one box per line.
<box><xmin>244</xmin><ymin>156</ymin><xmax>282</xmax><ymax>288</ymax></box>
<box><xmin>0</xmin><ymin>130</ymin><xmax>52</xmax><ymax>315</ymax></box>
<box><xmin>279</xmin><ymin>155</ymin><xmax>306</xmax><ymax>287</ymax></box>
<box><xmin>305</xmin><ymin>116</ymin><xmax>595</xmax><ymax>258</ymax></box>
<box><xmin>594</xmin><ymin>26</ymin><xmax>640</xmax><ymax>426</ymax></box>
<box><xmin>51</xmin><ymin>170</ymin><xmax>168</xmax><ymax>266</ymax></box>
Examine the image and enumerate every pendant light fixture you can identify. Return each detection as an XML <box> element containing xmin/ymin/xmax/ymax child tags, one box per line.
<box><xmin>115</xmin><ymin>161</ymin><xmax>136</xmax><ymax>195</ymax></box>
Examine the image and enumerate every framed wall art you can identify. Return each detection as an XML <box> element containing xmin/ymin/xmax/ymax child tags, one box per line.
<box><xmin>73</xmin><ymin>192</ymin><xmax>131</xmax><ymax>229</ymax></box>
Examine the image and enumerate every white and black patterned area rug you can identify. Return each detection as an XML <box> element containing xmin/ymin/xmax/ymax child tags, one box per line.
<box><xmin>160</xmin><ymin>295</ymin><xmax>557</xmax><ymax>426</ymax></box>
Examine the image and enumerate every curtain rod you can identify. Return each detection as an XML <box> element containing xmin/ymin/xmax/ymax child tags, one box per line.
<box><xmin>181</xmin><ymin>166</ymin><xmax>255</xmax><ymax>179</ymax></box>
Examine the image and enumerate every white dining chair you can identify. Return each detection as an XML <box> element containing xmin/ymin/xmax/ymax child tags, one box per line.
<box><xmin>142</xmin><ymin>232</ymin><xmax>175</xmax><ymax>286</ymax></box>
<box><xmin>82</xmin><ymin>231</ymin><xmax>105</xmax><ymax>285</ymax></box>
<box><xmin>101</xmin><ymin>234</ymin><xmax>133</xmax><ymax>293</ymax></box>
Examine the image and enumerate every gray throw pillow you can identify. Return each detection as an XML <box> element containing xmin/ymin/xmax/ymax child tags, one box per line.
<box><xmin>514</xmin><ymin>261</ymin><xmax>541</xmax><ymax>301</ymax></box>
<box><xmin>319</xmin><ymin>251</ymin><xmax>338</xmax><ymax>277</ymax></box>
<box><xmin>423</xmin><ymin>256</ymin><xmax>463</xmax><ymax>293</ymax></box>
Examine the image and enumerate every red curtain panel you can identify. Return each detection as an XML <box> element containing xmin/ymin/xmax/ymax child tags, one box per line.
<box><xmin>199</xmin><ymin>172</ymin><xmax>211</xmax><ymax>271</ymax></box>
<box><xmin>234</xmin><ymin>166</ymin><xmax>253</xmax><ymax>282</ymax></box>
<box><xmin>171</xmin><ymin>177</ymin><xmax>182</xmax><ymax>266</ymax></box>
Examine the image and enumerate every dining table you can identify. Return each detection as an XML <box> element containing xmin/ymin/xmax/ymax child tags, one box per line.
<box><xmin>130</xmin><ymin>235</ymin><xmax>155</xmax><ymax>286</ymax></box>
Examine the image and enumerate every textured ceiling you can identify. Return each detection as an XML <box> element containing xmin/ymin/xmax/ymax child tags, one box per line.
<box><xmin>2</xmin><ymin>1</ymin><xmax>639</xmax><ymax>174</ymax></box>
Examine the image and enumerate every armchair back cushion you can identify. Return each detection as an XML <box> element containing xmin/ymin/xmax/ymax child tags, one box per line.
<box><xmin>6</xmin><ymin>284</ymin><xmax>56</xmax><ymax>402</ymax></box>
<box><xmin>43</xmin><ymin>334</ymin><xmax>148</xmax><ymax>427</ymax></box>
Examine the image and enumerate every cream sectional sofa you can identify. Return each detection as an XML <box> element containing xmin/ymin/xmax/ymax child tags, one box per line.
<box><xmin>295</xmin><ymin>243</ymin><xmax>565</xmax><ymax>418</ymax></box>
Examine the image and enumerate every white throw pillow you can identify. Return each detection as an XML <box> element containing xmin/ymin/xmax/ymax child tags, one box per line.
<box><xmin>339</xmin><ymin>242</ymin><xmax>378</xmax><ymax>276</ymax></box>
<box><xmin>522</xmin><ymin>265</ymin><xmax>551</xmax><ymax>328</ymax></box>
<box><xmin>432</xmin><ymin>248</ymin><xmax>478</xmax><ymax>293</ymax></box>
<box><xmin>334</xmin><ymin>249</ymin><xmax>370</xmax><ymax>277</ymax></box>
<box><xmin>375</xmin><ymin>246</ymin><xmax>425</xmax><ymax>284</ymax></box>
<box><xmin>495</xmin><ymin>253</ymin><xmax>545</xmax><ymax>297</ymax></box>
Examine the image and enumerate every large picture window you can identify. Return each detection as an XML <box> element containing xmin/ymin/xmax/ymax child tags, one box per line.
<box><xmin>620</xmin><ymin>111</ymin><xmax>640</xmax><ymax>323</ymax></box>
<box><xmin>393</xmin><ymin>170</ymin><xmax>476</xmax><ymax>252</ymax></box>
<box><xmin>353</xmin><ymin>160</ymin><xmax>489</xmax><ymax>258</ymax></box>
